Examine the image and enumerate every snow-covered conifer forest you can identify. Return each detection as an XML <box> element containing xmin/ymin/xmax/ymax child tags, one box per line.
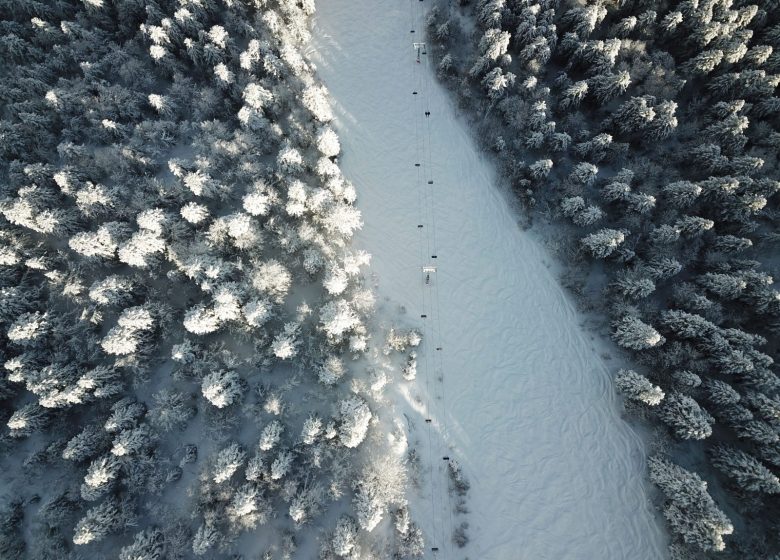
<box><xmin>425</xmin><ymin>0</ymin><xmax>780</xmax><ymax>556</ymax></box>
<box><xmin>0</xmin><ymin>1</ymin><xmax>425</xmax><ymax>558</ymax></box>
<box><xmin>0</xmin><ymin>0</ymin><xmax>778</xmax><ymax>558</ymax></box>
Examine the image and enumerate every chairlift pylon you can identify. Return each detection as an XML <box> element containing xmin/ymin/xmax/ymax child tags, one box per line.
<box><xmin>413</xmin><ymin>42</ymin><xmax>427</xmax><ymax>63</ymax></box>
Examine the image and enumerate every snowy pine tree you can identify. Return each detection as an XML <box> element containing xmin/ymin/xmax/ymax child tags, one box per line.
<box><xmin>648</xmin><ymin>456</ymin><xmax>733</xmax><ymax>551</ymax></box>
<box><xmin>338</xmin><ymin>396</ymin><xmax>372</xmax><ymax>448</ymax></box>
<box><xmin>710</xmin><ymin>445</ymin><xmax>780</xmax><ymax>494</ymax></box>
<box><xmin>615</xmin><ymin>369</ymin><xmax>664</xmax><ymax>406</ymax></box>
<box><xmin>118</xmin><ymin>528</ymin><xmax>165</xmax><ymax>560</ymax></box>
<box><xmin>201</xmin><ymin>370</ymin><xmax>243</xmax><ymax>408</ymax></box>
<box><xmin>612</xmin><ymin>315</ymin><xmax>664</xmax><ymax>350</ymax></box>
<box><xmin>659</xmin><ymin>392</ymin><xmax>714</xmax><ymax>440</ymax></box>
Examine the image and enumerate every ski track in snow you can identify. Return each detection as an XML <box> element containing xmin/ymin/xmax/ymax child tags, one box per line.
<box><xmin>309</xmin><ymin>2</ymin><xmax>668</xmax><ymax>558</ymax></box>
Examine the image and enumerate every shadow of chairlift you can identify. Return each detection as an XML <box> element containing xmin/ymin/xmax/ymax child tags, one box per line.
<box><xmin>422</xmin><ymin>265</ymin><xmax>436</xmax><ymax>285</ymax></box>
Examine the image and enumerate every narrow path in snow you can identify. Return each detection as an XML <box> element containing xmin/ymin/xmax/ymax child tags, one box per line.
<box><xmin>309</xmin><ymin>2</ymin><xmax>669</xmax><ymax>558</ymax></box>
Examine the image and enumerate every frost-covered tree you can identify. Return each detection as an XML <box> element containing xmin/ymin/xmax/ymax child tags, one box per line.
<box><xmin>81</xmin><ymin>454</ymin><xmax>122</xmax><ymax>501</ymax></box>
<box><xmin>201</xmin><ymin>370</ymin><xmax>243</xmax><ymax>408</ymax></box>
<box><xmin>561</xmin><ymin>196</ymin><xmax>604</xmax><ymax>226</ymax></box>
<box><xmin>569</xmin><ymin>162</ymin><xmax>598</xmax><ymax>187</ymax></box>
<box><xmin>118</xmin><ymin>528</ymin><xmax>165</xmax><ymax>560</ymax></box>
<box><xmin>212</xmin><ymin>443</ymin><xmax>246</xmax><ymax>484</ymax></box>
<box><xmin>101</xmin><ymin>306</ymin><xmax>155</xmax><ymax>356</ymax></box>
<box><xmin>674</xmin><ymin>216</ymin><xmax>714</xmax><ymax>237</ymax></box>
<box><xmin>192</xmin><ymin>523</ymin><xmax>220</xmax><ymax>556</ymax></box>
<box><xmin>581</xmin><ymin>229</ymin><xmax>625</xmax><ymax>258</ymax></box>
<box><xmin>352</xmin><ymin>455</ymin><xmax>407</xmax><ymax>531</ymax></box>
<box><xmin>111</xmin><ymin>424</ymin><xmax>154</xmax><ymax>457</ymax></box>
<box><xmin>316</xmin><ymin>126</ymin><xmax>340</xmax><ymax>158</ymax></box>
<box><xmin>7</xmin><ymin>403</ymin><xmax>49</xmax><ymax>438</ymax></box>
<box><xmin>697</xmin><ymin>273</ymin><xmax>747</xmax><ymax>300</ymax></box>
<box><xmin>252</xmin><ymin>259</ymin><xmax>292</xmax><ymax>303</ymax></box>
<box><xmin>73</xmin><ymin>496</ymin><xmax>128</xmax><ymax>545</ymax></box>
<box><xmin>529</xmin><ymin>159</ymin><xmax>553</xmax><ymax>179</ymax></box>
<box><xmin>181</xmin><ymin>201</ymin><xmax>210</xmax><ymax>225</ymax></box>
<box><xmin>105</xmin><ymin>399</ymin><xmax>145</xmax><ymax>434</ymax></box>
<box><xmin>612</xmin><ymin>270</ymin><xmax>655</xmax><ymax>299</ymax></box>
<box><xmin>469</xmin><ymin>28</ymin><xmax>510</xmax><ymax>76</ymax></box>
<box><xmin>183</xmin><ymin>304</ymin><xmax>221</xmax><ymax>335</ymax></box>
<box><xmin>702</xmin><ymin>379</ymin><xmax>741</xmax><ymax>406</ymax></box>
<box><xmin>322</xmin><ymin>202</ymin><xmax>363</xmax><ymax>239</ymax></box>
<box><xmin>89</xmin><ymin>275</ymin><xmax>136</xmax><ymax>307</ymax></box>
<box><xmin>242</xmin><ymin>298</ymin><xmax>272</xmax><ymax>328</ymax></box>
<box><xmin>660</xmin><ymin>310</ymin><xmax>717</xmax><ymax>340</ymax></box>
<box><xmin>612</xmin><ymin>316</ymin><xmax>664</xmax><ymax>350</ymax></box>
<box><xmin>245</xmin><ymin>455</ymin><xmax>265</xmax><ymax>483</ymax></box>
<box><xmin>227</xmin><ymin>483</ymin><xmax>269</xmax><ymax>531</ymax></box>
<box><xmin>320</xmin><ymin>299</ymin><xmax>361</xmax><ymax>340</ymax></box>
<box><xmin>710</xmin><ymin>445</ymin><xmax>780</xmax><ymax>494</ymax></box>
<box><xmin>590</xmin><ymin>71</ymin><xmax>630</xmax><ymax>103</ymax></box>
<box><xmin>615</xmin><ymin>369</ymin><xmax>664</xmax><ymax>406</ymax></box>
<box><xmin>270</xmin><ymin>449</ymin><xmax>293</xmax><ymax>480</ymax></box>
<box><xmin>302</xmin><ymin>85</ymin><xmax>333</xmax><ymax>122</ymax></box>
<box><xmin>63</xmin><ymin>425</ymin><xmax>109</xmax><ymax>462</ymax></box>
<box><xmin>259</xmin><ymin>420</ymin><xmax>284</xmax><ymax>451</ymax></box>
<box><xmin>118</xmin><ymin>230</ymin><xmax>166</xmax><ymax>268</ymax></box>
<box><xmin>735</xmin><ymin>419</ymin><xmax>780</xmax><ymax>445</ymax></box>
<box><xmin>402</xmin><ymin>351</ymin><xmax>418</xmax><ymax>381</ymax></box>
<box><xmin>559</xmin><ymin>80</ymin><xmax>588</xmax><ymax>111</ymax></box>
<box><xmin>338</xmin><ymin>396</ymin><xmax>372</xmax><ymax>448</ymax></box>
<box><xmin>331</xmin><ymin>515</ymin><xmax>358</xmax><ymax>556</ymax></box>
<box><xmin>482</xmin><ymin>67</ymin><xmax>516</xmax><ymax>100</ymax></box>
<box><xmin>648</xmin><ymin>457</ymin><xmax>733</xmax><ymax>551</ymax></box>
<box><xmin>272</xmin><ymin>322</ymin><xmax>300</xmax><ymax>360</ymax></box>
<box><xmin>7</xmin><ymin>311</ymin><xmax>48</xmax><ymax>347</ymax></box>
<box><xmin>659</xmin><ymin>392</ymin><xmax>714</xmax><ymax>440</ymax></box>
<box><xmin>69</xmin><ymin>222</ymin><xmax>130</xmax><ymax>260</ymax></box>
<box><xmin>318</xmin><ymin>355</ymin><xmax>346</xmax><ymax>385</ymax></box>
<box><xmin>672</xmin><ymin>370</ymin><xmax>702</xmax><ymax>391</ymax></box>
<box><xmin>301</xmin><ymin>415</ymin><xmax>322</xmax><ymax>445</ymax></box>
<box><xmin>149</xmin><ymin>389</ymin><xmax>195</xmax><ymax>432</ymax></box>
<box><xmin>289</xmin><ymin>483</ymin><xmax>325</xmax><ymax>526</ymax></box>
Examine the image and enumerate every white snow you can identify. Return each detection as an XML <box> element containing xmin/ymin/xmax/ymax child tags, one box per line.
<box><xmin>310</xmin><ymin>1</ymin><xmax>668</xmax><ymax>558</ymax></box>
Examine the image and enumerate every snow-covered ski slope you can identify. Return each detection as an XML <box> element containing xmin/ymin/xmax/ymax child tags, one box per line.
<box><xmin>310</xmin><ymin>1</ymin><xmax>668</xmax><ymax>558</ymax></box>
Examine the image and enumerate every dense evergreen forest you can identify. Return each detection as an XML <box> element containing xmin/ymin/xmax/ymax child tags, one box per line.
<box><xmin>427</xmin><ymin>0</ymin><xmax>780</xmax><ymax>557</ymax></box>
<box><xmin>0</xmin><ymin>1</ymin><xmax>424</xmax><ymax>558</ymax></box>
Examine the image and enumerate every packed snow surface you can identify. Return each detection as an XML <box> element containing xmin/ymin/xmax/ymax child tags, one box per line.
<box><xmin>310</xmin><ymin>1</ymin><xmax>668</xmax><ymax>558</ymax></box>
